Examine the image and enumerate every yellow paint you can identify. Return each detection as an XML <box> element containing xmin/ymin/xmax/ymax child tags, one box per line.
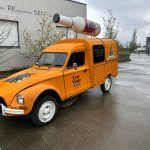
<box><xmin>0</xmin><ymin>38</ymin><xmax>118</xmax><ymax>116</ymax></box>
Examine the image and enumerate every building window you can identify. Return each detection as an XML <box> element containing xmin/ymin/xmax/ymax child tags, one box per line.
<box><xmin>93</xmin><ymin>45</ymin><xmax>105</xmax><ymax>64</ymax></box>
<box><xmin>0</xmin><ymin>19</ymin><xmax>19</xmax><ymax>47</ymax></box>
<box><xmin>56</xmin><ymin>25</ymin><xmax>77</xmax><ymax>39</ymax></box>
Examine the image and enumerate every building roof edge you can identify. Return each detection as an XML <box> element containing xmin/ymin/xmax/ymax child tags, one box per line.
<box><xmin>66</xmin><ymin>0</ymin><xmax>87</xmax><ymax>5</ymax></box>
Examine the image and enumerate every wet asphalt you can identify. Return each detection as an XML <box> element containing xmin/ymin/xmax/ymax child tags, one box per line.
<box><xmin>0</xmin><ymin>53</ymin><xmax>150</xmax><ymax>150</ymax></box>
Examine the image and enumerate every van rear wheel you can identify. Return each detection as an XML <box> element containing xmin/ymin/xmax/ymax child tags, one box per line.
<box><xmin>31</xmin><ymin>95</ymin><xmax>58</xmax><ymax>126</ymax></box>
<box><xmin>101</xmin><ymin>76</ymin><xmax>112</xmax><ymax>93</ymax></box>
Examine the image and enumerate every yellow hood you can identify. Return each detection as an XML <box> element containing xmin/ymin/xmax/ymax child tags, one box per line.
<box><xmin>0</xmin><ymin>67</ymin><xmax>62</xmax><ymax>105</ymax></box>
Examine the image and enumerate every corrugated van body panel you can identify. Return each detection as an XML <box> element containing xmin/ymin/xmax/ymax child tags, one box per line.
<box><xmin>93</xmin><ymin>63</ymin><xmax>105</xmax><ymax>86</ymax></box>
<box><xmin>105</xmin><ymin>59</ymin><xmax>118</xmax><ymax>78</ymax></box>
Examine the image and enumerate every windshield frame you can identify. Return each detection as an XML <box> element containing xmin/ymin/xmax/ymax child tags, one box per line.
<box><xmin>35</xmin><ymin>52</ymin><xmax>68</xmax><ymax>68</ymax></box>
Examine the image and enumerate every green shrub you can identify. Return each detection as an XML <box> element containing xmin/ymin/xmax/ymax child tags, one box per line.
<box><xmin>118</xmin><ymin>48</ymin><xmax>131</xmax><ymax>62</ymax></box>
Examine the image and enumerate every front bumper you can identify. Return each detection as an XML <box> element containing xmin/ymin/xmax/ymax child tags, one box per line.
<box><xmin>0</xmin><ymin>104</ymin><xmax>24</xmax><ymax>116</ymax></box>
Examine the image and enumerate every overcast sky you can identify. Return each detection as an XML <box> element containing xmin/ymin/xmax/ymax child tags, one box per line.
<box><xmin>77</xmin><ymin>0</ymin><xmax>150</xmax><ymax>46</ymax></box>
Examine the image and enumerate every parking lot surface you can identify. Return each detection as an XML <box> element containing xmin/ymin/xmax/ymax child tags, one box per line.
<box><xmin>0</xmin><ymin>54</ymin><xmax>150</xmax><ymax>150</ymax></box>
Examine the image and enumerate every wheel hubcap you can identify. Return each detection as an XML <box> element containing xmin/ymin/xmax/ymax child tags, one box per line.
<box><xmin>105</xmin><ymin>77</ymin><xmax>111</xmax><ymax>91</ymax></box>
<box><xmin>38</xmin><ymin>101</ymin><xmax>56</xmax><ymax>123</ymax></box>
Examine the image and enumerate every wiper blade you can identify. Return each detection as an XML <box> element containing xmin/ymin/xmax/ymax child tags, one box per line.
<box><xmin>35</xmin><ymin>63</ymin><xmax>52</xmax><ymax>68</ymax></box>
<box><xmin>35</xmin><ymin>63</ymin><xmax>62</xmax><ymax>68</ymax></box>
<box><xmin>51</xmin><ymin>64</ymin><xmax>62</xmax><ymax>68</ymax></box>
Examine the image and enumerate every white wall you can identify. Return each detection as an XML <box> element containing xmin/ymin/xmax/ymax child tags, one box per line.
<box><xmin>0</xmin><ymin>0</ymin><xmax>87</xmax><ymax>71</ymax></box>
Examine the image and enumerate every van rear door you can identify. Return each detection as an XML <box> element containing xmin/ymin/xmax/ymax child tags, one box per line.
<box><xmin>92</xmin><ymin>45</ymin><xmax>105</xmax><ymax>86</ymax></box>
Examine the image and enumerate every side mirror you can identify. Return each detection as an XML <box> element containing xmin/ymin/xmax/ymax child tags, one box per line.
<box><xmin>73</xmin><ymin>63</ymin><xmax>77</xmax><ymax>70</ymax></box>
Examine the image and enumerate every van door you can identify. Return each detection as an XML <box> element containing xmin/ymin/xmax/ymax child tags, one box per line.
<box><xmin>64</xmin><ymin>51</ymin><xmax>91</xmax><ymax>98</ymax></box>
<box><xmin>92</xmin><ymin>45</ymin><xmax>105</xmax><ymax>86</ymax></box>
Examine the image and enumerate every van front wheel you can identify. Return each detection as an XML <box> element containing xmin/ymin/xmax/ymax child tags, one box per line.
<box><xmin>101</xmin><ymin>76</ymin><xmax>112</xmax><ymax>93</ymax></box>
<box><xmin>31</xmin><ymin>95</ymin><xmax>58</xmax><ymax>126</ymax></box>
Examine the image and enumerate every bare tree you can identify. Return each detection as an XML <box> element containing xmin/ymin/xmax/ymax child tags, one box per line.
<box><xmin>103</xmin><ymin>9</ymin><xmax>119</xmax><ymax>40</ymax></box>
<box><xmin>0</xmin><ymin>23</ymin><xmax>12</xmax><ymax>45</ymax></box>
<box><xmin>0</xmin><ymin>22</ymin><xmax>13</xmax><ymax>64</ymax></box>
<box><xmin>129</xmin><ymin>29</ymin><xmax>140</xmax><ymax>52</ymax></box>
<box><xmin>20</xmin><ymin>15</ymin><xmax>66</xmax><ymax>61</ymax></box>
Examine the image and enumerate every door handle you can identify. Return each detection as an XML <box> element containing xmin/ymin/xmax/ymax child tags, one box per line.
<box><xmin>83</xmin><ymin>69</ymin><xmax>88</xmax><ymax>72</ymax></box>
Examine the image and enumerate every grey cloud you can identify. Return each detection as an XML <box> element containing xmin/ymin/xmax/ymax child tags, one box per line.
<box><xmin>78</xmin><ymin>0</ymin><xmax>150</xmax><ymax>45</ymax></box>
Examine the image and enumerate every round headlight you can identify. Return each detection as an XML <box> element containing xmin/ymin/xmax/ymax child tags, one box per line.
<box><xmin>16</xmin><ymin>95</ymin><xmax>24</xmax><ymax>105</ymax></box>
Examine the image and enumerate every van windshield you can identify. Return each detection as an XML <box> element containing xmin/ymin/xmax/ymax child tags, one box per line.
<box><xmin>36</xmin><ymin>52</ymin><xmax>67</xmax><ymax>68</ymax></box>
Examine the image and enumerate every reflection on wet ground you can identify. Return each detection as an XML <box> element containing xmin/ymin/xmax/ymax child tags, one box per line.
<box><xmin>0</xmin><ymin>54</ymin><xmax>150</xmax><ymax>150</ymax></box>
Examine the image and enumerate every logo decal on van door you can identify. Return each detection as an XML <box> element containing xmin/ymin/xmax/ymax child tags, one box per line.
<box><xmin>72</xmin><ymin>75</ymin><xmax>81</xmax><ymax>87</ymax></box>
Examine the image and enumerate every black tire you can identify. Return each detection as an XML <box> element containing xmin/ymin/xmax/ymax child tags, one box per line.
<box><xmin>101</xmin><ymin>76</ymin><xmax>112</xmax><ymax>93</ymax></box>
<box><xmin>31</xmin><ymin>95</ymin><xmax>58</xmax><ymax>126</ymax></box>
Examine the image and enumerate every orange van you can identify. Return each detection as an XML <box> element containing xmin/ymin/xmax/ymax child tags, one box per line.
<box><xmin>0</xmin><ymin>38</ymin><xmax>118</xmax><ymax>126</ymax></box>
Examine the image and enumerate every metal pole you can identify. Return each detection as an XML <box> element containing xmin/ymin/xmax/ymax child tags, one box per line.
<box><xmin>66</xmin><ymin>28</ymin><xmax>68</xmax><ymax>39</ymax></box>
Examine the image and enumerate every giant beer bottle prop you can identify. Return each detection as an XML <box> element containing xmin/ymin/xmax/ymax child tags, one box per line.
<box><xmin>53</xmin><ymin>14</ymin><xmax>101</xmax><ymax>37</ymax></box>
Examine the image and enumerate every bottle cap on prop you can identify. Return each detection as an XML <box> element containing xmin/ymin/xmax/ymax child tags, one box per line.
<box><xmin>53</xmin><ymin>14</ymin><xmax>73</xmax><ymax>28</ymax></box>
<box><xmin>53</xmin><ymin>14</ymin><xmax>101</xmax><ymax>37</ymax></box>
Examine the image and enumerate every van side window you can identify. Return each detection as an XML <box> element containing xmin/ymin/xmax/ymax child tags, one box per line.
<box><xmin>67</xmin><ymin>52</ymin><xmax>85</xmax><ymax>68</ymax></box>
<box><xmin>93</xmin><ymin>45</ymin><xmax>105</xmax><ymax>64</ymax></box>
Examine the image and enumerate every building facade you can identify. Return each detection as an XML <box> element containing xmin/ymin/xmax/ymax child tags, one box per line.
<box><xmin>146</xmin><ymin>37</ymin><xmax>150</xmax><ymax>55</ymax></box>
<box><xmin>0</xmin><ymin>0</ymin><xmax>87</xmax><ymax>71</ymax></box>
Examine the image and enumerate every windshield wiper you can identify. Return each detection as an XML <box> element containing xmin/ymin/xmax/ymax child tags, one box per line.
<box><xmin>36</xmin><ymin>63</ymin><xmax>62</xmax><ymax>68</ymax></box>
<box><xmin>36</xmin><ymin>63</ymin><xmax>52</xmax><ymax>68</ymax></box>
<box><xmin>50</xmin><ymin>64</ymin><xmax>62</xmax><ymax>68</ymax></box>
